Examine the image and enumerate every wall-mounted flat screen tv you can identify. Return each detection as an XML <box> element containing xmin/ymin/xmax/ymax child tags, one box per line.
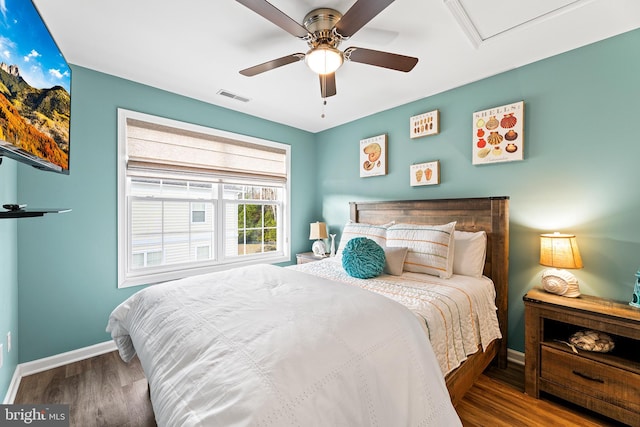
<box><xmin>0</xmin><ymin>0</ymin><xmax>71</xmax><ymax>174</ymax></box>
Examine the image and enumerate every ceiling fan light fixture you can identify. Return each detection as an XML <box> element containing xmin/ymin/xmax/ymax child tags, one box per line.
<box><xmin>305</xmin><ymin>45</ymin><xmax>343</xmax><ymax>75</ymax></box>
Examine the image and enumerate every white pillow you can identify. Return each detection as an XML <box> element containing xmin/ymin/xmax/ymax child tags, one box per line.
<box><xmin>336</xmin><ymin>222</ymin><xmax>391</xmax><ymax>257</ymax></box>
<box><xmin>453</xmin><ymin>231</ymin><xmax>487</xmax><ymax>278</ymax></box>
<box><xmin>386</xmin><ymin>222</ymin><xmax>456</xmax><ymax>279</ymax></box>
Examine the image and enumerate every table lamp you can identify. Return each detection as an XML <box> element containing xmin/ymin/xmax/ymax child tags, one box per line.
<box><xmin>539</xmin><ymin>232</ymin><xmax>583</xmax><ymax>297</ymax></box>
<box><xmin>309</xmin><ymin>222</ymin><xmax>328</xmax><ymax>257</ymax></box>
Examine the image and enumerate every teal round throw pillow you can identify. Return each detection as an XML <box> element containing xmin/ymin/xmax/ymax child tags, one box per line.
<box><xmin>341</xmin><ymin>237</ymin><xmax>386</xmax><ymax>279</ymax></box>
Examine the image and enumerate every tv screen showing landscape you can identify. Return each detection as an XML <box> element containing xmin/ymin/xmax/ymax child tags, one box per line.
<box><xmin>0</xmin><ymin>0</ymin><xmax>70</xmax><ymax>174</ymax></box>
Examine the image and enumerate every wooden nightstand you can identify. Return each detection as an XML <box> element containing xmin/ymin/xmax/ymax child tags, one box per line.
<box><xmin>296</xmin><ymin>251</ymin><xmax>328</xmax><ymax>265</ymax></box>
<box><xmin>523</xmin><ymin>288</ymin><xmax>640</xmax><ymax>425</ymax></box>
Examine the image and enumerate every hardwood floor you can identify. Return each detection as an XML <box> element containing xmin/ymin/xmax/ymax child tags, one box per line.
<box><xmin>15</xmin><ymin>351</ymin><xmax>156</xmax><ymax>427</ymax></box>
<box><xmin>14</xmin><ymin>351</ymin><xmax>628</xmax><ymax>426</ymax></box>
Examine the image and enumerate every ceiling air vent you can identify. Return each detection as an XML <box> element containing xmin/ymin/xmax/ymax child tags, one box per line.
<box><xmin>217</xmin><ymin>89</ymin><xmax>250</xmax><ymax>103</ymax></box>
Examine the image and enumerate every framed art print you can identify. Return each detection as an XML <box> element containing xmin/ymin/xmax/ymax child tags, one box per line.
<box><xmin>472</xmin><ymin>101</ymin><xmax>524</xmax><ymax>165</ymax></box>
<box><xmin>410</xmin><ymin>110</ymin><xmax>439</xmax><ymax>138</ymax></box>
<box><xmin>360</xmin><ymin>134</ymin><xmax>387</xmax><ymax>177</ymax></box>
<box><xmin>410</xmin><ymin>160</ymin><xmax>440</xmax><ymax>186</ymax></box>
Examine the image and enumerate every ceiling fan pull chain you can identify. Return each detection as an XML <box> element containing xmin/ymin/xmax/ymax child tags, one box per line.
<box><xmin>321</xmin><ymin>99</ymin><xmax>327</xmax><ymax>119</ymax></box>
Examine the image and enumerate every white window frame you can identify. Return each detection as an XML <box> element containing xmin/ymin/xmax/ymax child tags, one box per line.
<box><xmin>117</xmin><ymin>109</ymin><xmax>291</xmax><ymax>288</ymax></box>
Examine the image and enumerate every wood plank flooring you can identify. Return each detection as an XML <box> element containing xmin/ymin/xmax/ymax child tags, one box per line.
<box><xmin>14</xmin><ymin>351</ymin><xmax>628</xmax><ymax>426</ymax></box>
<box><xmin>15</xmin><ymin>351</ymin><xmax>155</xmax><ymax>427</ymax></box>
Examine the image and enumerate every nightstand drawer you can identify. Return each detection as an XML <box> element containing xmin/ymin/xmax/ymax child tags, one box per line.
<box><xmin>541</xmin><ymin>345</ymin><xmax>640</xmax><ymax>414</ymax></box>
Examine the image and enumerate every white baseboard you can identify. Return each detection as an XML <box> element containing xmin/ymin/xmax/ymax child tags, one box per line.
<box><xmin>3</xmin><ymin>340</ymin><xmax>117</xmax><ymax>404</ymax></box>
<box><xmin>507</xmin><ymin>348</ymin><xmax>525</xmax><ymax>365</ymax></box>
<box><xmin>3</xmin><ymin>366</ymin><xmax>22</xmax><ymax>405</ymax></box>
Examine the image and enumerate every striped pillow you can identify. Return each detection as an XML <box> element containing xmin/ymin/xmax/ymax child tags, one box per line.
<box><xmin>336</xmin><ymin>222</ymin><xmax>390</xmax><ymax>257</ymax></box>
<box><xmin>386</xmin><ymin>222</ymin><xmax>456</xmax><ymax>278</ymax></box>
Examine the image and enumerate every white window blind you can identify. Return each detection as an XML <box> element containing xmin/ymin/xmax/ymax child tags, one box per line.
<box><xmin>126</xmin><ymin>118</ymin><xmax>287</xmax><ymax>181</ymax></box>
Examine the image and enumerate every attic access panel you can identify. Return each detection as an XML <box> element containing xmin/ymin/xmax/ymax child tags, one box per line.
<box><xmin>447</xmin><ymin>0</ymin><xmax>586</xmax><ymax>46</ymax></box>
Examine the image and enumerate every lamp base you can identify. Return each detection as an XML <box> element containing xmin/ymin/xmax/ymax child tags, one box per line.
<box><xmin>312</xmin><ymin>240</ymin><xmax>327</xmax><ymax>257</ymax></box>
<box><xmin>541</xmin><ymin>268</ymin><xmax>580</xmax><ymax>297</ymax></box>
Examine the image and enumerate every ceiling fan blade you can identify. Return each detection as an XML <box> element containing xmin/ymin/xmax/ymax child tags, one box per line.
<box><xmin>334</xmin><ymin>0</ymin><xmax>395</xmax><ymax>38</ymax></box>
<box><xmin>236</xmin><ymin>0</ymin><xmax>309</xmax><ymax>39</ymax></box>
<box><xmin>345</xmin><ymin>47</ymin><xmax>418</xmax><ymax>72</ymax></box>
<box><xmin>319</xmin><ymin>73</ymin><xmax>337</xmax><ymax>98</ymax></box>
<box><xmin>240</xmin><ymin>53</ymin><xmax>305</xmax><ymax>76</ymax></box>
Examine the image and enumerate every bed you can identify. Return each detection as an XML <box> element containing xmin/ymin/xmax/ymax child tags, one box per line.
<box><xmin>107</xmin><ymin>196</ymin><xmax>509</xmax><ymax>425</ymax></box>
<box><xmin>321</xmin><ymin>197</ymin><xmax>510</xmax><ymax>405</ymax></box>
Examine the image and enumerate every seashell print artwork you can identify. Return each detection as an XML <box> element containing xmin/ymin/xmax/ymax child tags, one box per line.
<box><xmin>410</xmin><ymin>110</ymin><xmax>440</xmax><ymax>139</ymax></box>
<box><xmin>360</xmin><ymin>134</ymin><xmax>387</xmax><ymax>177</ymax></box>
<box><xmin>410</xmin><ymin>160</ymin><xmax>440</xmax><ymax>186</ymax></box>
<box><xmin>472</xmin><ymin>101</ymin><xmax>524</xmax><ymax>165</ymax></box>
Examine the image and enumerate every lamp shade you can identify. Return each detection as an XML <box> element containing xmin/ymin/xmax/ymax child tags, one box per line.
<box><xmin>305</xmin><ymin>45</ymin><xmax>343</xmax><ymax>75</ymax></box>
<box><xmin>539</xmin><ymin>233</ymin><xmax>583</xmax><ymax>269</ymax></box>
<box><xmin>309</xmin><ymin>222</ymin><xmax>328</xmax><ymax>240</ymax></box>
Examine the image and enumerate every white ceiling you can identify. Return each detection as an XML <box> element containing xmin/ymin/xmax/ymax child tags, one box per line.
<box><xmin>33</xmin><ymin>0</ymin><xmax>640</xmax><ymax>133</ymax></box>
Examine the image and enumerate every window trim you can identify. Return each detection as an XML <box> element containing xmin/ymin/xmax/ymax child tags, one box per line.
<box><xmin>117</xmin><ymin>108</ymin><xmax>291</xmax><ymax>288</ymax></box>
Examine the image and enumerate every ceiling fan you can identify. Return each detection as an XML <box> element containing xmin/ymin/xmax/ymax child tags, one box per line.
<box><xmin>237</xmin><ymin>0</ymin><xmax>419</xmax><ymax>98</ymax></box>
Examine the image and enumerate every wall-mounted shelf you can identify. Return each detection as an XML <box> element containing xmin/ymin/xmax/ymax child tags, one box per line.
<box><xmin>0</xmin><ymin>208</ymin><xmax>71</xmax><ymax>219</ymax></box>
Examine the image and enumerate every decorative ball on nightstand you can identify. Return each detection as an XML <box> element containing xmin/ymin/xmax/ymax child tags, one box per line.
<box><xmin>630</xmin><ymin>269</ymin><xmax>640</xmax><ymax>308</ymax></box>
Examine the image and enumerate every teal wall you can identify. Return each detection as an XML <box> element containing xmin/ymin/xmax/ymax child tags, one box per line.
<box><xmin>0</xmin><ymin>160</ymin><xmax>18</xmax><ymax>400</ymax></box>
<box><xmin>316</xmin><ymin>28</ymin><xmax>640</xmax><ymax>352</ymax></box>
<box><xmin>16</xmin><ymin>66</ymin><xmax>317</xmax><ymax>363</ymax></box>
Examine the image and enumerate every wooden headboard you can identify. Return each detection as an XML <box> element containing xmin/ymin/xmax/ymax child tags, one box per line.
<box><xmin>349</xmin><ymin>196</ymin><xmax>509</xmax><ymax>367</ymax></box>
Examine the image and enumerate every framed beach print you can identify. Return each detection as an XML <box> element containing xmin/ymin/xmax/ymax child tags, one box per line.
<box><xmin>410</xmin><ymin>110</ymin><xmax>439</xmax><ymax>138</ymax></box>
<box><xmin>472</xmin><ymin>101</ymin><xmax>524</xmax><ymax>165</ymax></box>
<box><xmin>410</xmin><ymin>161</ymin><xmax>440</xmax><ymax>186</ymax></box>
<box><xmin>360</xmin><ymin>134</ymin><xmax>387</xmax><ymax>177</ymax></box>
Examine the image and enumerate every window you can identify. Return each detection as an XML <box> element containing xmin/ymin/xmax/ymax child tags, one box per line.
<box><xmin>118</xmin><ymin>109</ymin><xmax>290</xmax><ymax>288</ymax></box>
<box><xmin>224</xmin><ymin>184</ymin><xmax>281</xmax><ymax>257</ymax></box>
<box><xmin>191</xmin><ymin>202</ymin><xmax>206</xmax><ymax>223</ymax></box>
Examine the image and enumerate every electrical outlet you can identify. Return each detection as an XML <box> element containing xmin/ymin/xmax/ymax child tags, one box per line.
<box><xmin>7</xmin><ymin>332</ymin><xmax>11</xmax><ymax>352</ymax></box>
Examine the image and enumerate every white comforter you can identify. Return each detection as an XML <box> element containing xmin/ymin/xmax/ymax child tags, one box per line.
<box><xmin>107</xmin><ymin>264</ymin><xmax>461</xmax><ymax>427</ymax></box>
